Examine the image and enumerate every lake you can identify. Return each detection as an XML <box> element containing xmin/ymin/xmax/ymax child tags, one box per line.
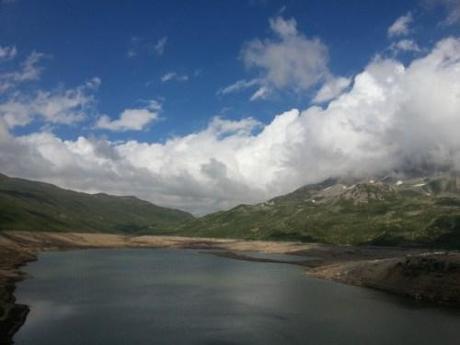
<box><xmin>14</xmin><ymin>249</ymin><xmax>460</xmax><ymax>345</ymax></box>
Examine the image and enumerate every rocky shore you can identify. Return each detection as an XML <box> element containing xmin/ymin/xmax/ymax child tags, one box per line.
<box><xmin>311</xmin><ymin>252</ymin><xmax>460</xmax><ymax>305</ymax></box>
<box><xmin>1</xmin><ymin>231</ymin><xmax>459</xmax><ymax>343</ymax></box>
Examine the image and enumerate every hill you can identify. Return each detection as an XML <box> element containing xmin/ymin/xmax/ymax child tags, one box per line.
<box><xmin>176</xmin><ymin>174</ymin><xmax>460</xmax><ymax>248</ymax></box>
<box><xmin>0</xmin><ymin>174</ymin><xmax>193</xmax><ymax>234</ymax></box>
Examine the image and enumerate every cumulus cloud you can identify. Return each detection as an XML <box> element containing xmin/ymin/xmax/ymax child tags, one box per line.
<box><xmin>222</xmin><ymin>16</ymin><xmax>352</xmax><ymax>103</ymax></box>
<box><xmin>207</xmin><ymin>116</ymin><xmax>261</xmax><ymax>136</ymax></box>
<box><xmin>222</xmin><ymin>16</ymin><xmax>331</xmax><ymax>101</ymax></box>
<box><xmin>0</xmin><ymin>50</ymin><xmax>95</xmax><ymax>129</ymax></box>
<box><xmin>0</xmin><ymin>77</ymin><xmax>100</xmax><ymax>128</ymax></box>
<box><xmin>160</xmin><ymin>72</ymin><xmax>189</xmax><ymax>83</ymax></box>
<box><xmin>2</xmin><ymin>38</ymin><xmax>460</xmax><ymax>215</ymax></box>
<box><xmin>388</xmin><ymin>12</ymin><xmax>413</xmax><ymax>37</ymax></box>
<box><xmin>313</xmin><ymin>77</ymin><xmax>351</xmax><ymax>103</ymax></box>
<box><xmin>269</xmin><ymin>16</ymin><xmax>297</xmax><ymax>37</ymax></box>
<box><xmin>95</xmin><ymin>100</ymin><xmax>161</xmax><ymax>131</ymax></box>
<box><xmin>242</xmin><ymin>16</ymin><xmax>329</xmax><ymax>92</ymax></box>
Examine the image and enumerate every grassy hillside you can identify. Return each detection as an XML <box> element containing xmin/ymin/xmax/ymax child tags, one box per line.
<box><xmin>0</xmin><ymin>174</ymin><xmax>193</xmax><ymax>234</ymax></box>
<box><xmin>3</xmin><ymin>172</ymin><xmax>460</xmax><ymax>248</ymax></box>
<box><xmin>176</xmin><ymin>175</ymin><xmax>460</xmax><ymax>248</ymax></box>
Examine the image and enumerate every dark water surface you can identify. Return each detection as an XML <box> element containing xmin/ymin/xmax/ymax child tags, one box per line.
<box><xmin>14</xmin><ymin>249</ymin><xmax>460</xmax><ymax>345</ymax></box>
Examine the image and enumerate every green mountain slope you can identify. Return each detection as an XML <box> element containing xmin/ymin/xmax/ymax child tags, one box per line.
<box><xmin>0</xmin><ymin>174</ymin><xmax>193</xmax><ymax>233</ymax></box>
<box><xmin>176</xmin><ymin>175</ymin><xmax>460</xmax><ymax>248</ymax></box>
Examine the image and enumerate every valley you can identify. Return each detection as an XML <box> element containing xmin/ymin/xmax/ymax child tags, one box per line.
<box><xmin>2</xmin><ymin>174</ymin><xmax>460</xmax><ymax>343</ymax></box>
<box><xmin>1</xmin><ymin>230</ymin><xmax>460</xmax><ymax>343</ymax></box>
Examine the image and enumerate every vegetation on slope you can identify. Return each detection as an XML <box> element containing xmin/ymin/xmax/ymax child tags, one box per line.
<box><xmin>176</xmin><ymin>175</ymin><xmax>460</xmax><ymax>248</ymax></box>
<box><xmin>2</xmin><ymin>172</ymin><xmax>460</xmax><ymax>248</ymax></box>
<box><xmin>0</xmin><ymin>174</ymin><xmax>193</xmax><ymax>234</ymax></box>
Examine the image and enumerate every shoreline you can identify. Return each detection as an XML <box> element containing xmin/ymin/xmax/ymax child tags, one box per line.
<box><xmin>1</xmin><ymin>231</ymin><xmax>460</xmax><ymax>343</ymax></box>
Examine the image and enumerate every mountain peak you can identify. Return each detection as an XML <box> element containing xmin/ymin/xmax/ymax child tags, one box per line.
<box><xmin>177</xmin><ymin>172</ymin><xmax>460</xmax><ymax>248</ymax></box>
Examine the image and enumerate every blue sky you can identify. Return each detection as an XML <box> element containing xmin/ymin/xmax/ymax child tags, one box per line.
<box><xmin>2</xmin><ymin>0</ymin><xmax>457</xmax><ymax>141</ymax></box>
<box><xmin>1</xmin><ymin>0</ymin><xmax>460</xmax><ymax>213</ymax></box>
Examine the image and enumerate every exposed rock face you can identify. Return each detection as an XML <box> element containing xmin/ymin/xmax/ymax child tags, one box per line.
<box><xmin>312</xmin><ymin>253</ymin><xmax>460</xmax><ymax>305</ymax></box>
<box><xmin>177</xmin><ymin>174</ymin><xmax>460</xmax><ymax>247</ymax></box>
<box><xmin>0</xmin><ymin>237</ymin><xmax>35</xmax><ymax>345</ymax></box>
<box><xmin>340</xmin><ymin>182</ymin><xmax>396</xmax><ymax>204</ymax></box>
<box><xmin>0</xmin><ymin>286</ymin><xmax>29</xmax><ymax>345</ymax></box>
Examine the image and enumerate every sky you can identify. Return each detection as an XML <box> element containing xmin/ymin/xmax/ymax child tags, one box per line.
<box><xmin>0</xmin><ymin>0</ymin><xmax>460</xmax><ymax>214</ymax></box>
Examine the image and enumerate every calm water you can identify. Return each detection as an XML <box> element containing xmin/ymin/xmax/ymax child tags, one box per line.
<box><xmin>14</xmin><ymin>249</ymin><xmax>460</xmax><ymax>345</ymax></box>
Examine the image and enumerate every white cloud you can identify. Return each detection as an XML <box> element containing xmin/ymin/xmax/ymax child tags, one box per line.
<box><xmin>2</xmin><ymin>38</ymin><xmax>460</xmax><ymax>215</ymax></box>
<box><xmin>217</xmin><ymin>79</ymin><xmax>261</xmax><ymax>96</ymax></box>
<box><xmin>154</xmin><ymin>36</ymin><xmax>168</xmax><ymax>56</ymax></box>
<box><xmin>160</xmin><ymin>72</ymin><xmax>189</xmax><ymax>83</ymax></box>
<box><xmin>0</xmin><ymin>55</ymin><xmax>99</xmax><ymax>128</ymax></box>
<box><xmin>126</xmin><ymin>36</ymin><xmax>141</xmax><ymax>58</ymax></box>
<box><xmin>10</xmin><ymin>51</ymin><xmax>44</xmax><ymax>82</ymax></box>
<box><xmin>0</xmin><ymin>51</ymin><xmax>45</xmax><ymax>92</ymax></box>
<box><xmin>269</xmin><ymin>16</ymin><xmax>297</xmax><ymax>37</ymax></box>
<box><xmin>0</xmin><ymin>78</ymin><xmax>99</xmax><ymax>128</ymax></box>
<box><xmin>234</xmin><ymin>16</ymin><xmax>330</xmax><ymax>100</ymax></box>
<box><xmin>95</xmin><ymin>100</ymin><xmax>160</xmax><ymax>131</ymax></box>
<box><xmin>208</xmin><ymin>116</ymin><xmax>261</xmax><ymax>136</ymax></box>
<box><xmin>0</xmin><ymin>117</ymin><xmax>10</xmax><ymax>143</ymax></box>
<box><xmin>427</xmin><ymin>0</ymin><xmax>460</xmax><ymax>24</ymax></box>
<box><xmin>127</xmin><ymin>36</ymin><xmax>168</xmax><ymax>58</ymax></box>
<box><xmin>313</xmin><ymin>77</ymin><xmax>351</xmax><ymax>103</ymax></box>
<box><xmin>391</xmin><ymin>39</ymin><xmax>422</xmax><ymax>53</ymax></box>
<box><xmin>250</xmin><ymin>86</ymin><xmax>270</xmax><ymax>101</ymax></box>
<box><xmin>127</xmin><ymin>49</ymin><xmax>137</xmax><ymax>58</ymax></box>
<box><xmin>443</xmin><ymin>0</ymin><xmax>460</xmax><ymax>24</ymax></box>
<box><xmin>0</xmin><ymin>45</ymin><xmax>17</xmax><ymax>61</ymax></box>
<box><xmin>388</xmin><ymin>12</ymin><xmax>413</xmax><ymax>37</ymax></box>
<box><xmin>222</xmin><ymin>16</ymin><xmax>351</xmax><ymax>103</ymax></box>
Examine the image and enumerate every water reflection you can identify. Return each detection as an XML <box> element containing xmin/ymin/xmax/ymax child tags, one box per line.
<box><xmin>19</xmin><ymin>300</ymin><xmax>76</xmax><ymax>327</ymax></box>
<box><xmin>13</xmin><ymin>249</ymin><xmax>460</xmax><ymax>345</ymax></box>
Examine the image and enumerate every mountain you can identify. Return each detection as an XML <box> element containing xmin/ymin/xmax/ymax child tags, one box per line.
<box><xmin>0</xmin><ymin>174</ymin><xmax>193</xmax><ymax>234</ymax></box>
<box><xmin>176</xmin><ymin>174</ymin><xmax>460</xmax><ymax>248</ymax></box>
<box><xmin>3</xmin><ymin>172</ymin><xmax>460</xmax><ymax>248</ymax></box>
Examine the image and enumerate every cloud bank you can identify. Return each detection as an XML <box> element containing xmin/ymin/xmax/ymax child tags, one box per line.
<box><xmin>1</xmin><ymin>37</ymin><xmax>460</xmax><ymax>214</ymax></box>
